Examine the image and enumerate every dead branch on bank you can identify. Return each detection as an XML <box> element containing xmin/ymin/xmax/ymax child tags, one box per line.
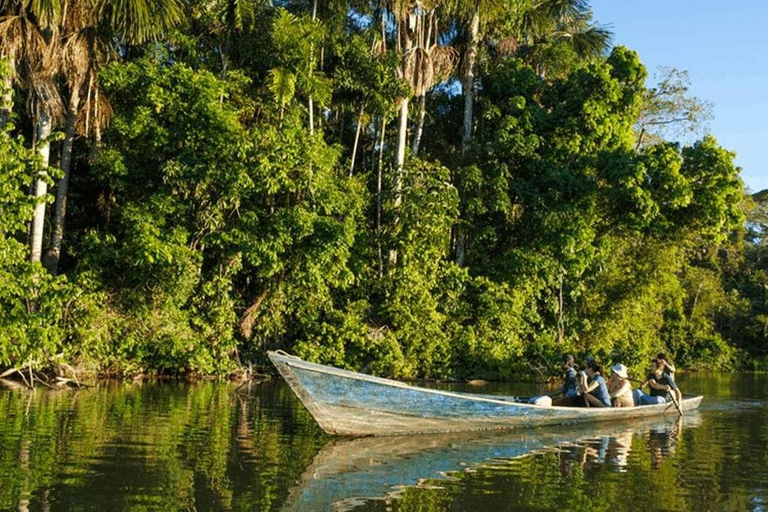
<box><xmin>0</xmin><ymin>357</ymin><xmax>91</xmax><ymax>391</ymax></box>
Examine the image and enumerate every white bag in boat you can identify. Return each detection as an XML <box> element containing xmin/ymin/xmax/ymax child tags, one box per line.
<box><xmin>529</xmin><ymin>395</ymin><xmax>552</xmax><ymax>407</ymax></box>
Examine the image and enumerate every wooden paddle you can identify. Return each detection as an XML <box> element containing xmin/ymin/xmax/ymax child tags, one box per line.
<box><xmin>663</xmin><ymin>387</ymin><xmax>684</xmax><ymax>416</ymax></box>
<box><xmin>631</xmin><ymin>377</ymin><xmax>682</xmax><ymax>415</ymax></box>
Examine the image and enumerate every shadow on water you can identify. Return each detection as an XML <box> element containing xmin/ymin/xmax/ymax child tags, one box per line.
<box><xmin>0</xmin><ymin>373</ymin><xmax>767</xmax><ymax>511</ymax></box>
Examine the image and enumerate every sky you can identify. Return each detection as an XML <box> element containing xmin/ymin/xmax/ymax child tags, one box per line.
<box><xmin>590</xmin><ymin>0</ymin><xmax>768</xmax><ymax>193</ymax></box>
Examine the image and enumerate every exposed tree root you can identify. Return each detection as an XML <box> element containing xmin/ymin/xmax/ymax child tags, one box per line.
<box><xmin>0</xmin><ymin>358</ymin><xmax>91</xmax><ymax>390</ymax></box>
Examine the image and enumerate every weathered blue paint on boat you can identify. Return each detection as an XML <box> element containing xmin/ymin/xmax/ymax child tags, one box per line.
<box><xmin>268</xmin><ymin>351</ymin><xmax>704</xmax><ymax>437</ymax></box>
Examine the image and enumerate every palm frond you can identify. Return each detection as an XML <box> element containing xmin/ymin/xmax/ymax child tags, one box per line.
<box><xmin>268</xmin><ymin>67</ymin><xmax>296</xmax><ymax>108</ymax></box>
<box><xmin>430</xmin><ymin>44</ymin><xmax>458</xmax><ymax>82</ymax></box>
<box><xmin>569</xmin><ymin>24</ymin><xmax>612</xmax><ymax>59</ymax></box>
<box><xmin>404</xmin><ymin>47</ymin><xmax>433</xmax><ymax>96</ymax></box>
<box><xmin>95</xmin><ymin>0</ymin><xmax>183</xmax><ymax>44</ymax></box>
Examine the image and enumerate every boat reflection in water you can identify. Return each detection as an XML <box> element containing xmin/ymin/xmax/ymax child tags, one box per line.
<box><xmin>284</xmin><ymin>412</ymin><xmax>701</xmax><ymax>511</ymax></box>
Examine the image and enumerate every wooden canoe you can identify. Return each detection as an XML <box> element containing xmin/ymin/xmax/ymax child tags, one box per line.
<box><xmin>268</xmin><ymin>351</ymin><xmax>703</xmax><ymax>437</ymax></box>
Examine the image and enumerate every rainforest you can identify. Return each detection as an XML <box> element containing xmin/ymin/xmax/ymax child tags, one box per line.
<box><xmin>1</xmin><ymin>0</ymin><xmax>766</xmax><ymax>381</ymax></box>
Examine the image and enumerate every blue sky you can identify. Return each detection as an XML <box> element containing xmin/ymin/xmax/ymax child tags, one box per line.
<box><xmin>590</xmin><ymin>0</ymin><xmax>768</xmax><ymax>193</ymax></box>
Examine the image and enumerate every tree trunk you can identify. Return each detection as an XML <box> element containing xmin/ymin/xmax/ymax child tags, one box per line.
<box><xmin>30</xmin><ymin>110</ymin><xmax>53</xmax><ymax>263</ymax></box>
<box><xmin>557</xmin><ymin>273</ymin><xmax>565</xmax><ymax>344</ymax></box>
<box><xmin>308</xmin><ymin>96</ymin><xmax>314</xmax><ymax>134</ymax></box>
<box><xmin>89</xmin><ymin>79</ymin><xmax>102</xmax><ymax>160</ymax></box>
<box><xmin>394</xmin><ymin>97</ymin><xmax>408</xmax><ymax>206</ymax></box>
<box><xmin>389</xmin><ymin>97</ymin><xmax>408</xmax><ymax>267</ymax></box>
<box><xmin>454</xmin><ymin>224</ymin><xmax>466</xmax><ymax>266</ymax></box>
<box><xmin>44</xmin><ymin>84</ymin><xmax>81</xmax><ymax>274</ymax></box>
<box><xmin>349</xmin><ymin>103</ymin><xmax>364</xmax><ymax>176</ymax></box>
<box><xmin>0</xmin><ymin>57</ymin><xmax>12</xmax><ymax>129</ymax></box>
<box><xmin>689</xmin><ymin>282</ymin><xmax>704</xmax><ymax>321</ymax></box>
<box><xmin>308</xmin><ymin>0</ymin><xmax>318</xmax><ymax>134</ymax></box>
<box><xmin>412</xmin><ymin>93</ymin><xmax>426</xmax><ymax>156</ymax></box>
<box><xmin>461</xmin><ymin>6</ymin><xmax>480</xmax><ymax>155</ymax></box>
<box><xmin>377</xmin><ymin>117</ymin><xmax>386</xmax><ymax>278</ymax></box>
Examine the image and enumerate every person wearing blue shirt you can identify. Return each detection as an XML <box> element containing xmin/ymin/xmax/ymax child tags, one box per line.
<box><xmin>580</xmin><ymin>360</ymin><xmax>612</xmax><ymax>408</ymax></box>
<box><xmin>553</xmin><ymin>354</ymin><xmax>580</xmax><ymax>406</ymax></box>
<box><xmin>560</xmin><ymin>354</ymin><xmax>579</xmax><ymax>395</ymax></box>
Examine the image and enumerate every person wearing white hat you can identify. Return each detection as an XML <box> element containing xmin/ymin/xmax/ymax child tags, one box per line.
<box><xmin>608</xmin><ymin>363</ymin><xmax>634</xmax><ymax>408</ymax></box>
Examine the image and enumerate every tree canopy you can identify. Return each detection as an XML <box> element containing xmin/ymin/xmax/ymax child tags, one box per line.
<box><xmin>0</xmin><ymin>0</ymin><xmax>765</xmax><ymax>379</ymax></box>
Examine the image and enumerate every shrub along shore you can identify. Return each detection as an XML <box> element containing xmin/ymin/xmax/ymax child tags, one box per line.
<box><xmin>1</xmin><ymin>0</ymin><xmax>766</xmax><ymax>383</ymax></box>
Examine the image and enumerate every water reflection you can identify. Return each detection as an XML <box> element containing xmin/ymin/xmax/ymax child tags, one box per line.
<box><xmin>285</xmin><ymin>415</ymin><xmax>699</xmax><ymax>511</ymax></box>
<box><xmin>0</xmin><ymin>374</ymin><xmax>766</xmax><ymax>511</ymax></box>
<box><xmin>0</xmin><ymin>381</ymin><xmax>329</xmax><ymax>511</ymax></box>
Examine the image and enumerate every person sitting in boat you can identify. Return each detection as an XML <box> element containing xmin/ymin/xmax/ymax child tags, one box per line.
<box><xmin>640</xmin><ymin>359</ymin><xmax>681</xmax><ymax>405</ymax></box>
<box><xmin>553</xmin><ymin>354</ymin><xmax>580</xmax><ymax>405</ymax></box>
<box><xmin>656</xmin><ymin>353</ymin><xmax>675</xmax><ymax>373</ymax></box>
<box><xmin>579</xmin><ymin>361</ymin><xmax>612</xmax><ymax>408</ymax></box>
<box><xmin>656</xmin><ymin>352</ymin><xmax>683</xmax><ymax>403</ymax></box>
<box><xmin>608</xmin><ymin>364</ymin><xmax>634</xmax><ymax>407</ymax></box>
<box><xmin>656</xmin><ymin>354</ymin><xmax>683</xmax><ymax>405</ymax></box>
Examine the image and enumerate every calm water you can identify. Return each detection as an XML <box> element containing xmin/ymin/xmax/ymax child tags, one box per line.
<box><xmin>1</xmin><ymin>374</ymin><xmax>767</xmax><ymax>511</ymax></box>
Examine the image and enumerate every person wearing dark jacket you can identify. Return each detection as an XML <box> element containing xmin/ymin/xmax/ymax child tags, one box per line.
<box><xmin>641</xmin><ymin>359</ymin><xmax>683</xmax><ymax>405</ymax></box>
<box><xmin>552</xmin><ymin>354</ymin><xmax>580</xmax><ymax>406</ymax></box>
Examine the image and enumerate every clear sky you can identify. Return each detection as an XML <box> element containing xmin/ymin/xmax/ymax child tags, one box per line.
<box><xmin>590</xmin><ymin>0</ymin><xmax>768</xmax><ymax>193</ymax></box>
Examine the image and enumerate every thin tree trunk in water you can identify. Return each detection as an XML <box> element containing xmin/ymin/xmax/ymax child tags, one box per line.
<box><xmin>412</xmin><ymin>94</ymin><xmax>426</xmax><ymax>155</ymax></box>
<box><xmin>349</xmin><ymin>103</ymin><xmax>364</xmax><ymax>176</ymax></box>
<box><xmin>18</xmin><ymin>438</ymin><xmax>30</xmax><ymax>512</ymax></box>
<box><xmin>0</xmin><ymin>57</ymin><xmax>12</xmax><ymax>129</ymax></box>
<box><xmin>44</xmin><ymin>84</ymin><xmax>81</xmax><ymax>274</ymax></box>
<box><xmin>30</xmin><ymin>110</ymin><xmax>52</xmax><ymax>263</ymax></box>
<box><xmin>377</xmin><ymin>117</ymin><xmax>386</xmax><ymax>278</ymax></box>
<box><xmin>461</xmin><ymin>6</ymin><xmax>480</xmax><ymax>155</ymax></box>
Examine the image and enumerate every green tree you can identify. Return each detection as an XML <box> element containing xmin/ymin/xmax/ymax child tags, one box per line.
<box><xmin>635</xmin><ymin>66</ymin><xmax>713</xmax><ymax>149</ymax></box>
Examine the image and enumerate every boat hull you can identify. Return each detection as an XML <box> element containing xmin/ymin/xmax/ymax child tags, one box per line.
<box><xmin>268</xmin><ymin>351</ymin><xmax>703</xmax><ymax>436</ymax></box>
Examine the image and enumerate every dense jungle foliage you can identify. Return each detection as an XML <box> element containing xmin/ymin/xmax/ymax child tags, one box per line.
<box><xmin>1</xmin><ymin>0</ymin><xmax>766</xmax><ymax>379</ymax></box>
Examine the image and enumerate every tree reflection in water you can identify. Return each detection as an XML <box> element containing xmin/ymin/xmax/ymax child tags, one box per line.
<box><xmin>2</xmin><ymin>374</ymin><xmax>767</xmax><ymax>512</ymax></box>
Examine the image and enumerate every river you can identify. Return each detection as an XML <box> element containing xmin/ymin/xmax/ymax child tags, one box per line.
<box><xmin>1</xmin><ymin>373</ymin><xmax>766</xmax><ymax>511</ymax></box>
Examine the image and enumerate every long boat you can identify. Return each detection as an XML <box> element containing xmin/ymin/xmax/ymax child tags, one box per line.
<box><xmin>268</xmin><ymin>350</ymin><xmax>703</xmax><ymax>437</ymax></box>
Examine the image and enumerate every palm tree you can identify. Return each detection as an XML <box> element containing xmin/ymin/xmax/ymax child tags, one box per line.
<box><xmin>0</xmin><ymin>0</ymin><xmax>63</xmax><ymax>263</ymax></box>
<box><xmin>386</xmin><ymin>0</ymin><xmax>443</xmax><ymax>265</ymax></box>
<box><xmin>512</xmin><ymin>0</ymin><xmax>612</xmax><ymax>77</ymax></box>
<box><xmin>448</xmin><ymin>0</ymin><xmax>508</xmax><ymax>155</ymax></box>
<box><xmin>410</xmin><ymin>9</ymin><xmax>457</xmax><ymax>156</ymax></box>
<box><xmin>44</xmin><ymin>1</ymin><xmax>110</xmax><ymax>273</ymax></box>
<box><xmin>44</xmin><ymin>0</ymin><xmax>182</xmax><ymax>273</ymax></box>
<box><xmin>186</xmin><ymin>0</ymin><xmax>258</xmax><ymax>80</ymax></box>
<box><xmin>390</xmin><ymin>0</ymin><xmax>454</xmax><ymax>190</ymax></box>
